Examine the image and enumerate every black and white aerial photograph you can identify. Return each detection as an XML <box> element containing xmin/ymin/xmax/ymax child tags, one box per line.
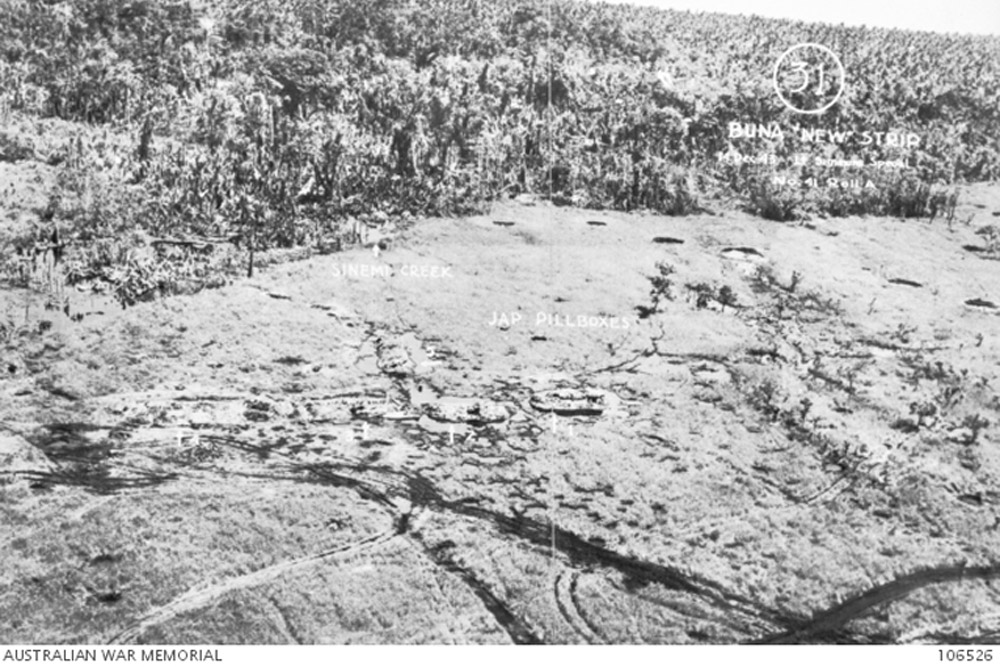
<box><xmin>1</xmin><ymin>0</ymin><xmax>1000</xmax><ymax>647</ymax></box>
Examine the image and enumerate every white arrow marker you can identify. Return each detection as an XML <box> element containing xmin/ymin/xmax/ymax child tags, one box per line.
<box><xmin>549</xmin><ymin>481</ymin><xmax>557</xmax><ymax>562</ymax></box>
<box><xmin>449</xmin><ymin>424</ymin><xmax>455</xmax><ymax>445</ymax></box>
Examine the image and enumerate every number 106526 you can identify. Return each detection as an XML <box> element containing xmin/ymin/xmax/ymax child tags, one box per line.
<box><xmin>940</xmin><ymin>649</ymin><xmax>993</xmax><ymax>662</ymax></box>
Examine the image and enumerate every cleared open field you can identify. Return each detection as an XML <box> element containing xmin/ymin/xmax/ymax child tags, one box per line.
<box><xmin>3</xmin><ymin>187</ymin><xmax>1000</xmax><ymax>643</ymax></box>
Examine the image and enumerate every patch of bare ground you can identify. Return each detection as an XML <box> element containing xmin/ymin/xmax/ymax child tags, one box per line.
<box><xmin>3</xmin><ymin>187</ymin><xmax>1000</xmax><ymax>643</ymax></box>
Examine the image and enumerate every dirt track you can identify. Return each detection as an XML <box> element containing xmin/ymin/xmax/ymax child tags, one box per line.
<box><xmin>3</xmin><ymin>191</ymin><xmax>1000</xmax><ymax>644</ymax></box>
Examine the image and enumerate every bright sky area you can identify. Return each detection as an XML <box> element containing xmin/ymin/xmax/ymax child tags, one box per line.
<box><xmin>591</xmin><ymin>0</ymin><xmax>1000</xmax><ymax>36</ymax></box>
